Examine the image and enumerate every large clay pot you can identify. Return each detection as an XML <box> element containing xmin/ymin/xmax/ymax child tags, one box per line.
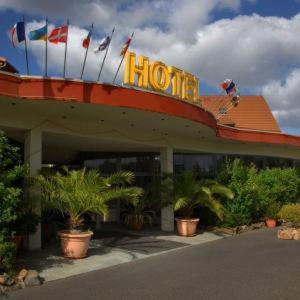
<box><xmin>128</xmin><ymin>217</ymin><xmax>143</xmax><ymax>231</ymax></box>
<box><xmin>58</xmin><ymin>231</ymin><xmax>93</xmax><ymax>259</ymax></box>
<box><xmin>266</xmin><ymin>219</ymin><xmax>277</xmax><ymax>228</ymax></box>
<box><xmin>176</xmin><ymin>218</ymin><xmax>199</xmax><ymax>237</ymax></box>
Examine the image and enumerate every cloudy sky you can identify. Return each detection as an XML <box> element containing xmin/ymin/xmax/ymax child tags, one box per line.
<box><xmin>0</xmin><ymin>0</ymin><xmax>300</xmax><ymax>135</ymax></box>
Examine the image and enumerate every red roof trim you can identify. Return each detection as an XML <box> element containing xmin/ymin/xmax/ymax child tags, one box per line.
<box><xmin>217</xmin><ymin>125</ymin><xmax>300</xmax><ymax>148</ymax></box>
<box><xmin>0</xmin><ymin>72</ymin><xmax>299</xmax><ymax>149</ymax></box>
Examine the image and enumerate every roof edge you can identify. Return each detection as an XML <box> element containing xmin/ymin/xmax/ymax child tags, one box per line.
<box><xmin>0</xmin><ymin>71</ymin><xmax>299</xmax><ymax>149</ymax></box>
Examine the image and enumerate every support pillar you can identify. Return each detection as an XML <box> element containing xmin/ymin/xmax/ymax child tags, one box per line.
<box><xmin>24</xmin><ymin>128</ymin><xmax>42</xmax><ymax>250</ymax></box>
<box><xmin>160</xmin><ymin>147</ymin><xmax>174</xmax><ymax>232</ymax></box>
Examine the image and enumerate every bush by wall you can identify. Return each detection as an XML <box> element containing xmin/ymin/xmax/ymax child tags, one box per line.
<box><xmin>217</xmin><ymin>159</ymin><xmax>259</xmax><ymax>226</ymax></box>
<box><xmin>278</xmin><ymin>203</ymin><xmax>300</xmax><ymax>227</ymax></box>
<box><xmin>255</xmin><ymin>168</ymin><xmax>299</xmax><ymax>205</ymax></box>
<box><xmin>0</xmin><ymin>131</ymin><xmax>25</xmax><ymax>273</ymax></box>
<box><xmin>217</xmin><ymin>158</ymin><xmax>299</xmax><ymax>227</ymax></box>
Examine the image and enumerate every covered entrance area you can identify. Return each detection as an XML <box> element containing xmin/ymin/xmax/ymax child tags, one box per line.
<box><xmin>0</xmin><ymin>72</ymin><xmax>300</xmax><ymax>250</ymax></box>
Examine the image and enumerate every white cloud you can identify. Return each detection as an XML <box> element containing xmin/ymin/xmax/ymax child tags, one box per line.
<box><xmin>262</xmin><ymin>69</ymin><xmax>300</xmax><ymax>128</ymax></box>
<box><xmin>0</xmin><ymin>0</ymin><xmax>251</xmax><ymax>34</ymax></box>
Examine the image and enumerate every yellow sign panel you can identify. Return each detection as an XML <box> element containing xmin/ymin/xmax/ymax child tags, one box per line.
<box><xmin>124</xmin><ymin>52</ymin><xmax>200</xmax><ymax>104</ymax></box>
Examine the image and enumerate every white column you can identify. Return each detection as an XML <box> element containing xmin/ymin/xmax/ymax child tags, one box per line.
<box><xmin>24</xmin><ymin>128</ymin><xmax>42</xmax><ymax>250</ymax></box>
<box><xmin>160</xmin><ymin>147</ymin><xmax>174</xmax><ymax>232</ymax></box>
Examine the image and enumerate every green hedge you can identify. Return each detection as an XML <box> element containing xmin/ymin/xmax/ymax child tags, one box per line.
<box><xmin>217</xmin><ymin>158</ymin><xmax>299</xmax><ymax>227</ymax></box>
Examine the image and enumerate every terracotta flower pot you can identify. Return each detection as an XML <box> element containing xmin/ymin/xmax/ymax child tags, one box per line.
<box><xmin>266</xmin><ymin>218</ymin><xmax>277</xmax><ymax>228</ymax></box>
<box><xmin>128</xmin><ymin>218</ymin><xmax>143</xmax><ymax>231</ymax></box>
<box><xmin>58</xmin><ymin>230</ymin><xmax>93</xmax><ymax>259</ymax></box>
<box><xmin>176</xmin><ymin>218</ymin><xmax>199</xmax><ymax>237</ymax></box>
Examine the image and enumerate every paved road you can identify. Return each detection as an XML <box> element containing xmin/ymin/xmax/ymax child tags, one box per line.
<box><xmin>9</xmin><ymin>229</ymin><xmax>300</xmax><ymax>300</ymax></box>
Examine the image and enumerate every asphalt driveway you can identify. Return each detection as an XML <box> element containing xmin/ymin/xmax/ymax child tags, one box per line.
<box><xmin>9</xmin><ymin>228</ymin><xmax>300</xmax><ymax>300</ymax></box>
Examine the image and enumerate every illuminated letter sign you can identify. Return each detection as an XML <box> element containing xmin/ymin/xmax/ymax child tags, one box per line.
<box><xmin>124</xmin><ymin>52</ymin><xmax>199</xmax><ymax>104</ymax></box>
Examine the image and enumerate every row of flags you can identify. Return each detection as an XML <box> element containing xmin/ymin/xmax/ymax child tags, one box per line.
<box><xmin>9</xmin><ymin>18</ymin><xmax>133</xmax><ymax>82</ymax></box>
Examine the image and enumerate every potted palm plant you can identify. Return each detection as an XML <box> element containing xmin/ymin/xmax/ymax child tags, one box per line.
<box><xmin>37</xmin><ymin>168</ymin><xmax>142</xmax><ymax>258</ymax></box>
<box><xmin>173</xmin><ymin>172</ymin><xmax>234</xmax><ymax>237</ymax></box>
<box><xmin>122</xmin><ymin>194</ymin><xmax>155</xmax><ymax>231</ymax></box>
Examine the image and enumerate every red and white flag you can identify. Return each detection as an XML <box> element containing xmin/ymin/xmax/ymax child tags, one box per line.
<box><xmin>120</xmin><ymin>36</ymin><xmax>132</xmax><ymax>56</ymax></box>
<box><xmin>48</xmin><ymin>25</ymin><xmax>68</xmax><ymax>44</ymax></box>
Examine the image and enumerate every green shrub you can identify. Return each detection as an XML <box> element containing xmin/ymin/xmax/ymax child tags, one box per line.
<box><xmin>217</xmin><ymin>159</ymin><xmax>260</xmax><ymax>226</ymax></box>
<box><xmin>278</xmin><ymin>204</ymin><xmax>300</xmax><ymax>226</ymax></box>
<box><xmin>264</xmin><ymin>200</ymin><xmax>281</xmax><ymax>219</ymax></box>
<box><xmin>217</xmin><ymin>158</ymin><xmax>299</xmax><ymax>227</ymax></box>
<box><xmin>0</xmin><ymin>233</ymin><xmax>16</xmax><ymax>275</ymax></box>
<box><xmin>0</xmin><ymin>131</ymin><xmax>26</xmax><ymax>273</ymax></box>
<box><xmin>255</xmin><ymin>168</ymin><xmax>299</xmax><ymax>206</ymax></box>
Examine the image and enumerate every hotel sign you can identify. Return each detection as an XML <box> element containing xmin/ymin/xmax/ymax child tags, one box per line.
<box><xmin>124</xmin><ymin>52</ymin><xmax>199</xmax><ymax>103</ymax></box>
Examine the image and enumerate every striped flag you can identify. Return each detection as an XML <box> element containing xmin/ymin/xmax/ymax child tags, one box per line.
<box><xmin>10</xmin><ymin>22</ymin><xmax>25</xmax><ymax>47</ymax></box>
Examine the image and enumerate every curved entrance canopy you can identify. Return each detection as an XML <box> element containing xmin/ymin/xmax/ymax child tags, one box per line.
<box><xmin>0</xmin><ymin>71</ymin><xmax>299</xmax><ymax>162</ymax></box>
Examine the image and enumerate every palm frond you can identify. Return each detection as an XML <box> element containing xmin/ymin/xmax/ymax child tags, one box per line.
<box><xmin>209</xmin><ymin>183</ymin><xmax>234</xmax><ymax>199</ymax></box>
<box><xmin>200</xmin><ymin>196</ymin><xmax>227</xmax><ymax>220</ymax></box>
<box><xmin>174</xmin><ymin>197</ymin><xmax>190</xmax><ymax>211</ymax></box>
<box><xmin>104</xmin><ymin>171</ymin><xmax>135</xmax><ymax>186</ymax></box>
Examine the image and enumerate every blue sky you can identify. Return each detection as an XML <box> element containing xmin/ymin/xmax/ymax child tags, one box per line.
<box><xmin>0</xmin><ymin>0</ymin><xmax>300</xmax><ymax>135</ymax></box>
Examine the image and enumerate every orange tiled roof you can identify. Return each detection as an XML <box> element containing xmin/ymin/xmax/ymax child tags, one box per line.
<box><xmin>201</xmin><ymin>95</ymin><xmax>281</xmax><ymax>133</ymax></box>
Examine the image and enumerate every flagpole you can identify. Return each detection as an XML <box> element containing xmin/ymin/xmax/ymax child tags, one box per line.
<box><xmin>112</xmin><ymin>31</ymin><xmax>134</xmax><ymax>84</ymax></box>
<box><xmin>45</xmin><ymin>17</ymin><xmax>48</xmax><ymax>77</ymax></box>
<box><xmin>97</xmin><ymin>27</ymin><xmax>115</xmax><ymax>82</ymax></box>
<box><xmin>23</xmin><ymin>15</ymin><xmax>29</xmax><ymax>75</ymax></box>
<box><xmin>80</xmin><ymin>23</ymin><xmax>93</xmax><ymax>80</ymax></box>
<box><xmin>63</xmin><ymin>19</ymin><xmax>69</xmax><ymax>78</ymax></box>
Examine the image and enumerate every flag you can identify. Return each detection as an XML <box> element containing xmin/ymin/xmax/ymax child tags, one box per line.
<box><xmin>10</xmin><ymin>22</ymin><xmax>25</xmax><ymax>47</ymax></box>
<box><xmin>225</xmin><ymin>82</ymin><xmax>236</xmax><ymax>95</ymax></box>
<box><xmin>28</xmin><ymin>25</ymin><xmax>47</xmax><ymax>41</ymax></box>
<box><xmin>82</xmin><ymin>30</ymin><xmax>91</xmax><ymax>48</ymax></box>
<box><xmin>120</xmin><ymin>37</ymin><xmax>132</xmax><ymax>56</ymax></box>
<box><xmin>48</xmin><ymin>25</ymin><xmax>68</xmax><ymax>44</ymax></box>
<box><xmin>94</xmin><ymin>36</ymin><xmax>111</xmax><ymax>53</ymax></box>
